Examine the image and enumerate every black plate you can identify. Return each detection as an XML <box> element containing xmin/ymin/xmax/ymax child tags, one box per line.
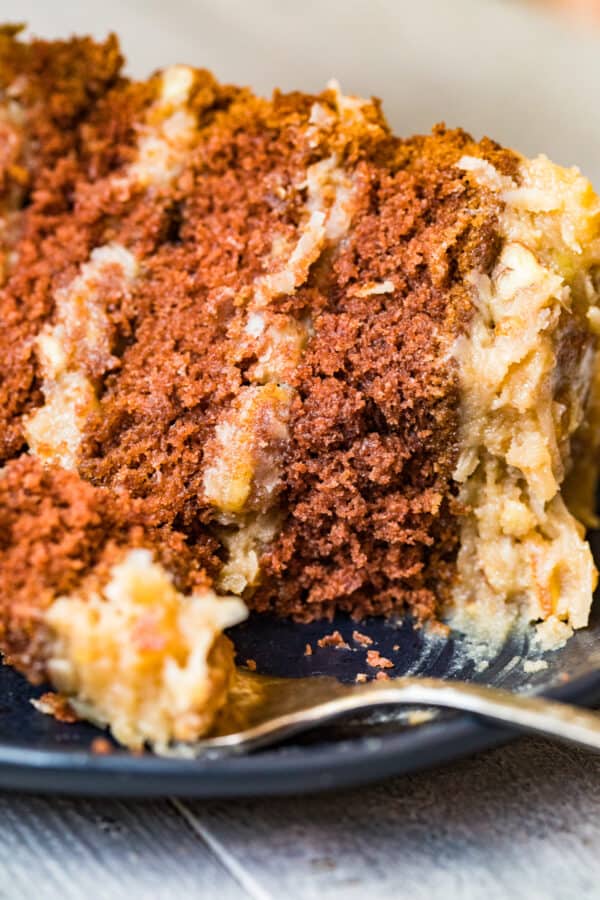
<box><xmin>1</xmin><ymin>535</ymin><xmax>600</xmax><ymax>797</ymax></box>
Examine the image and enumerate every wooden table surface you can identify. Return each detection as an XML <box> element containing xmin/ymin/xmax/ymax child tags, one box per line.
<box><xmin>1</xmin><ymin>735</ymin><xmax>599</xmax><ymax>899</ymax></box>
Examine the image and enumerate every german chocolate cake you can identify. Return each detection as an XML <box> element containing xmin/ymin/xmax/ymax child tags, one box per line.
<box><xmin>1</xmin><ymin>27</ymin><xmax>600</xmax><ymax>749</ymax></box>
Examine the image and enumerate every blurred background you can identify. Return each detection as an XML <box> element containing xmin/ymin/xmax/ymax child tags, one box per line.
<box><xmin>12</xmin><ymin>0</ymin><xmax>600</xmax><ymax>184</ymax></box>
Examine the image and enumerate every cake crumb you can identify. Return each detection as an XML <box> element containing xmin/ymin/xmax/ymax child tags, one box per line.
<box><xmin>375</xmin><ymin>671</ymin><xmax>390</xmax><ymax>681</ymax></box>
<box><xmin>392</xmin><ymin>644</ymin><xmax>400</xmax><ymax>651</ymax></box>
<box><xmin>523</xmin><ymin>658</ymin><xmax>548</xmax><ymax>674</ymax></box>
<box><xmin>304</xmin><ymin>643</ymin><xmax>313</xmax><ymax>656</ymax></box>
<box><xmin>31</xmin><ymin>692</ymin><xmax>78</xmax><ymax>723</ymax></box>
<box><xmin>355</xmin><ymin>672</ymin><xmax>368</xmax><ymax>683</ymax></box>
<box><xmin>91</xmin><ymin>737</ymin><xmax>113</xmax><ymax>755</ymax></box>
<box><xmin>427</xmin><ymin>620</ymin><xmax>451</xmax><ymax>638</ymax></box>
<box><xmin>352</xmin><ymin>630</ymin><xmax>373</xmax><ymax>647</ymax></box>
<box><xmin>366</xmin><ymin>650</ymin><xmax>394</xmax><ymax>669</ymax></box>
<box><xmin>245</xmin><ymin>658</ymin><xmax>257</xmax><ymax>671</ymax></box>
<box><xmin>317</xmin><ymin>630</ymin><xmax>349</xmax><ymax>649</ymax></box>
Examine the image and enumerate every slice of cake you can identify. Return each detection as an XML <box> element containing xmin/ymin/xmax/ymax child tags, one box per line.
<box><xmin>1</xmin><ymin>27</ymin><xmax>600</xmax><ymax>749</ymax></box>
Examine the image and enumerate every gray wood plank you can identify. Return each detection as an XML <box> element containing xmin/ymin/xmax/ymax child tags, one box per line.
<box><xmin>180</xmin><ymin>737</ymin><xmax>600</xmax><ymax>900</ymax></box>
<box><xmin>0</xmin><ymin>794</ymin><xmax>245</xmax><ymax>900</ymax></box>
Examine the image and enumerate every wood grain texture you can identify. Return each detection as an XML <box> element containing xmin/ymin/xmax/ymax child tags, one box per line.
<box><xmin>0</xmin><ymin>738</ymin><xmax>599</xmax><ymax>899</ymax></box>
<box><xmin>0</xmin><ymin>795</ymin><xmax>244</xmax><ymax>900</ymax></box>
<box><xmin>181</xmin><ymin>737</ymin><xmax>600</xmax><ymax>900</ymax></box>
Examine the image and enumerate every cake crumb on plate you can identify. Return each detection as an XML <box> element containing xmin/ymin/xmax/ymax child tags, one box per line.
<box><xmin>31</xmin><ymin>692</ymin><xmax>78</xmax><ymax>723</ymax></box>
<box><xmin>318</xmin><ymin>631</ymin><xmax>350</xmax><ymax>649</ymax></box>
<box><xmin>91</xmin><ymin>737</ymin><xmax>113</xmax><ymax>755</ymax></box>
<box><xmin>352</xmin><ymin>630</ymin><xmax>373</xmax><ymax>647</ymax></box>
<box><xmin>367</xmin><ymin>650</ymin><xmax>394</xmax><ymax>669</ymax></box>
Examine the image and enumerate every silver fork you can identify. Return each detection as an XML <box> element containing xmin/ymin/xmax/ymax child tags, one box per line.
<box><xmin>189</xmin><ymin>669</ymin><xmax>600</xmax><ymax>757</ymax></box>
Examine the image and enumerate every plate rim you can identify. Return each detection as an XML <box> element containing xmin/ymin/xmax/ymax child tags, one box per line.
<box><xmin>1</xmin><ymin>666</ymin><xmax>599</xmax><ymax>797</ymax></box>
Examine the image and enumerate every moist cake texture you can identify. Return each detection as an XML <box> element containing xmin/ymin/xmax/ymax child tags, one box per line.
<box><xmin>1</xmin><ymin>26</ymin><xmax>600</xmax><ymax>749</ymax></box>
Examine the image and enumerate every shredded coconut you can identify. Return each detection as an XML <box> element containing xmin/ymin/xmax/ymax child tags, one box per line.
<box><xmin>451</xmin><ymin>154</ymin><xmax>600</xmax><ymax>646</ymax></box>
<box><xmin>45</xmin><ymin>549</ymin><xmax>247</xmax><ymax>750</ymax></box>
<box><xmin>127</xmin><ymin>66</ymin><xmax>197</xmax><ymax>187</ymax></box>
<box><xmin>25</xmin><ymin>245</ymin><xmax>138</xmax><ymax>469</ymax></box>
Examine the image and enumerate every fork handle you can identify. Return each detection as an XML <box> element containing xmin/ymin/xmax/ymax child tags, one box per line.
<box><xmin>340</xmin><ymin>677</ymin><xmax>600</xmax><ymax>750</ymax></box>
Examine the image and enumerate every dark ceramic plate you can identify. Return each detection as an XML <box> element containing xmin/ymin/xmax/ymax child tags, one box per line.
<box><xmin>1</xmin><ymin>534</ymin><xmax>600</xmax><ymax>797</ymax></box>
